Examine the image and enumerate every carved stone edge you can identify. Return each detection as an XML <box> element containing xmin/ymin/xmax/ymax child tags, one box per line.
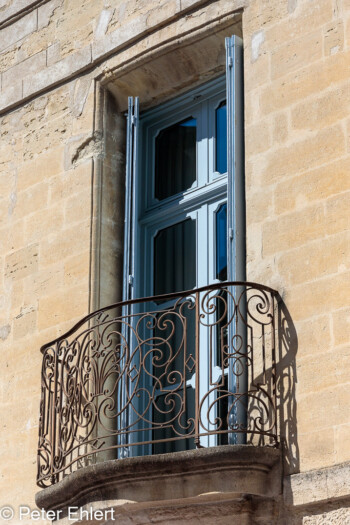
<box><xmin>36</xmin><ymin>445</ymin><xmax>282</xmax><ymax>512</ymax></box>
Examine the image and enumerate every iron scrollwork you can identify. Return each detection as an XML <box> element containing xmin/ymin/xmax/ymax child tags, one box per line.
<box><xmin>37</xmin><ymin>282</ymin><xmax>279</xmax><ymax>487</ymax></box>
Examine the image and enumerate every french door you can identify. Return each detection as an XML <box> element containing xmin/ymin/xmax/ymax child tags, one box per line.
<box><xmin>123</xmin><ymin>36</ymin><xmax>244</xmax><ymax>455</ymax></box>
<box><xmin>136</xmin><ymin>78</ymin><xmax>228</xmax><ymax>452</ymax></box>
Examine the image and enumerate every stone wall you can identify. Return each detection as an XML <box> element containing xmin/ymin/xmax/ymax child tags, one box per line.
<box><xmin>243</xmin><ymin>0</ymin><xmax>350</xmax><ymax>477</ymax></box>
<box><xmin>0</xmin><ymin>84</ymin><xmax>94</xmax><ymax>525</ymax></box>
<box><xmin>0</xmin><ymin>0</ymin><xmax>349</xmax><ymax>523</ymax></box>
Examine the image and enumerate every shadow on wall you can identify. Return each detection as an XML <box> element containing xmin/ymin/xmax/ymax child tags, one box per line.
<box><xmin>244</xmin><ymin>290</ymin><xmax>299</xmax><ymax>475</ymax></box>
<box><xmin>277</xmin><ymin>296</ymin><xmax>299</xmax><ymax>475</ymax></box>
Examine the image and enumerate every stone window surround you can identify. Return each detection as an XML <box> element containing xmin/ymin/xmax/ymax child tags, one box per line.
<box><xmin>32</xmin><ymin>8</ymin><xmax>283</xmax><ymax>518</ymax></box>
<box><xmin>0</xmin><ymin>0</ymin><xmax>246</xmax><ymax>116</ymax></box>
<box><xmin>89</xmin><ymin>11</ymin><xmax>243</xmax><ymax>313</ymax></box>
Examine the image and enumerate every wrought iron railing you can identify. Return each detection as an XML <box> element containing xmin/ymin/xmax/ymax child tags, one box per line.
<box><xmin>37</xmin><ymin>282</ymin><xmax>280</xmax><ymax>488</ymax></box>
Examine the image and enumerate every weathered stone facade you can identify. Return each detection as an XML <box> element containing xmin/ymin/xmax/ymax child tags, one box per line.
<box><xmin>0</xmin><ymin>0</ymin><xmax>349</xmax><ymax>523</ymax></box>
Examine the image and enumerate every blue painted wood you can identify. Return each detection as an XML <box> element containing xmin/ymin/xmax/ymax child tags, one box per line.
<box><xmin>122</xmin><ymin>96</ymin><xmax>139</xmax><ymax>457</ymax></box>
<box><xmin>122</xmin><ymin>35</ymin><xmax>245</xmax><ymax>452</ymax></box>
<box><xmin>123</xmin><ymin>97</ymin><xmax>139</xmax><ymax>304</ymax></box>
<box><xmin>226</xmin><ymin>35</ymin><xmax>246</xmax><ymax>444</ymax></box>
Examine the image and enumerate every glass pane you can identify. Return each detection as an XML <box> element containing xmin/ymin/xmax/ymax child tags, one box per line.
<box><xmin>216</xmin><ymin>203</ymin><xmax>227</xmax><ymax>281</ymax></box>
<box><xmin>217</xmin><ymin>374</ymin><xmax>229</xmax><ymax>445</ymax></box>
<box><xmin>216</xmin><ymin>101</ymin><xmax>227</xmax><ymax>174</ymax></box>
<box><xmin>153</xmin><ymin>386</ymin><xmax>195</xmax><ymax>454</ymax></box>
<box><xmin>155</xmin><ymin>117</ymin><xmax>196</xmax><ymax>200</ymax></box>
<box><xmin>215</xmin><ymin>290</ymin><xmax>228</xmax><ymax>369</ymax></box>
<box><xmin>154</xmin><ymin>218</ymin><xmax>196</xmax><ymax>296</ymax></box>
<box><xmin>150</xmin><ymin>294</ymin><xmax>196</xmax><ymax>453</ymax></box>
<box><xmin>153</xmin><ymin>306</ymin><xmax>195</xmax><ymax>386</ymax></box>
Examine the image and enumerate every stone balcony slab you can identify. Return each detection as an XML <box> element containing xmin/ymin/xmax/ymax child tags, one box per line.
<box><xmin>36</xmin><ymin>445</ymin><xmax>282</xmax><ymax>516</ymax></box>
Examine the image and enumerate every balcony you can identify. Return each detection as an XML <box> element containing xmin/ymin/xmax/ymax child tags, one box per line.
<box><xmin>37</xmin><ymin>281</ymin><xmax>281</xmax><ymax>491</ymax></box>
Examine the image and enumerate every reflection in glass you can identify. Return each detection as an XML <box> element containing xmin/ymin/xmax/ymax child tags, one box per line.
<box><xmin>153</xmin><ymin>387</ymin><xmax>195</xmax><ymax>454</ymax></box>
<box><xmin>216</xmin><ymin>203</ymin><xmax>227</xmax><ymax>281</ymax></box>
<box><xmin>154</xmin><ymin>218</ymin><xmax>196</xmax><ymax>296</ymax></box>
<box><xmin>152</xmin><ymin>305</ymin><xmax>196</xmax><ymax>387</ymax></box>
<box><xmin>155</xmin><ymin>117</ymin><xmax>196</xmax><ymax>200</ymax></box>
<box><xmin>214</xmin><ymin>293</ymin><xmax>228</xmax><ymax>446</ymax></box>
<box><xmin>151</xmin><ymin>284</ymin><xmax>196</xmax><ymax>454</ymax></box>
<box><xmin>216</xmin><ymin>101</ymin><xmax>227</xmax><ymax>174</ymax></box>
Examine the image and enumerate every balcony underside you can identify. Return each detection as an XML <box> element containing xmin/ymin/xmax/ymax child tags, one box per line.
<box><xmin>36</xmin><ymin>445</ymin><xmax>282</xmax><ymax>515</ymax></box>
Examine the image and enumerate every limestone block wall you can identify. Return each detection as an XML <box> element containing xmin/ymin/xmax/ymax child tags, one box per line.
<box><xmin>0</xmin><ymin>0</ymin><xmax>349</xmax><ymax>523</ymax></box>
<box><xmin>0</xmin><ymin>83</ymin><xmax>94</xmax><ymax>522</ymax></box>
<box><xmin>243</xmin><ymin>0</ymin><xmax>350</xmax><ymax>477</ymax></box>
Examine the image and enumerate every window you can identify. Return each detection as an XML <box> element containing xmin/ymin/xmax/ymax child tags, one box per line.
<box><xmin>140</xmin><ymin>76</ymin><xmax>228</xmax><ymax>297</ymax></box>
<box><xmin>122</xmin><ymin>35</ymin><xmax>244</xmax><ymax>455</ymax></box>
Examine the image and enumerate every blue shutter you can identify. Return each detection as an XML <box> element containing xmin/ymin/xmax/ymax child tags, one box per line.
<box><xmin>226</xmin><ymin>35</ymin><xmax>245</xmax><ymax>284</ymax></box>
<box><xmin>121</xmin><ymin>96</ymin><xmax>139</xmax><ymax>457</ymax></box>
<box><xmin>226</xmin><ymin>36</ymin><xmax>247</xmax><ymax>444</ymax></box>
<box><xmin>123</xmin><ymin>96</ymin><xmax>139</xmax><ymax>304</ymax></box>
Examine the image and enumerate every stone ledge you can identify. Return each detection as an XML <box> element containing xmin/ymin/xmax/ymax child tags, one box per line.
<box><xmin>0</xmin><ymin>0</ymin><xmax>247</xmax><ymax>116</ymax></box>
<box><xmin>284</xmin><ymin>460</ymin><xmax>350</xmax><ymax>507</ymax></box>
<box><xmin>0</xmin><ymin>9</ymin><xmax>37</xmax><ymax>53</ymax></box>
<box><xmin>0</xmin><ymin>0</ymin><xmax>44</xmax><ymax>27</ymax></box>
<box><xmin>35</xmin><ymin>445</ymin><xmax>281</xmax><ymax>513</ymax></box>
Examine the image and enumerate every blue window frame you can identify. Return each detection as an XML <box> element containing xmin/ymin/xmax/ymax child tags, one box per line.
<box><xmin>139</xmin><ymin>75</ymin><xmax>229</xmax><ymax>297</ymax></box>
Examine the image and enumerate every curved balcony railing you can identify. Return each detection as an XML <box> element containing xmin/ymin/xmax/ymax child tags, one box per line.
<box><xmin>37</xmin><ymin>282</ymin><xmax>280</xmax><ymax>488</ymax></box>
